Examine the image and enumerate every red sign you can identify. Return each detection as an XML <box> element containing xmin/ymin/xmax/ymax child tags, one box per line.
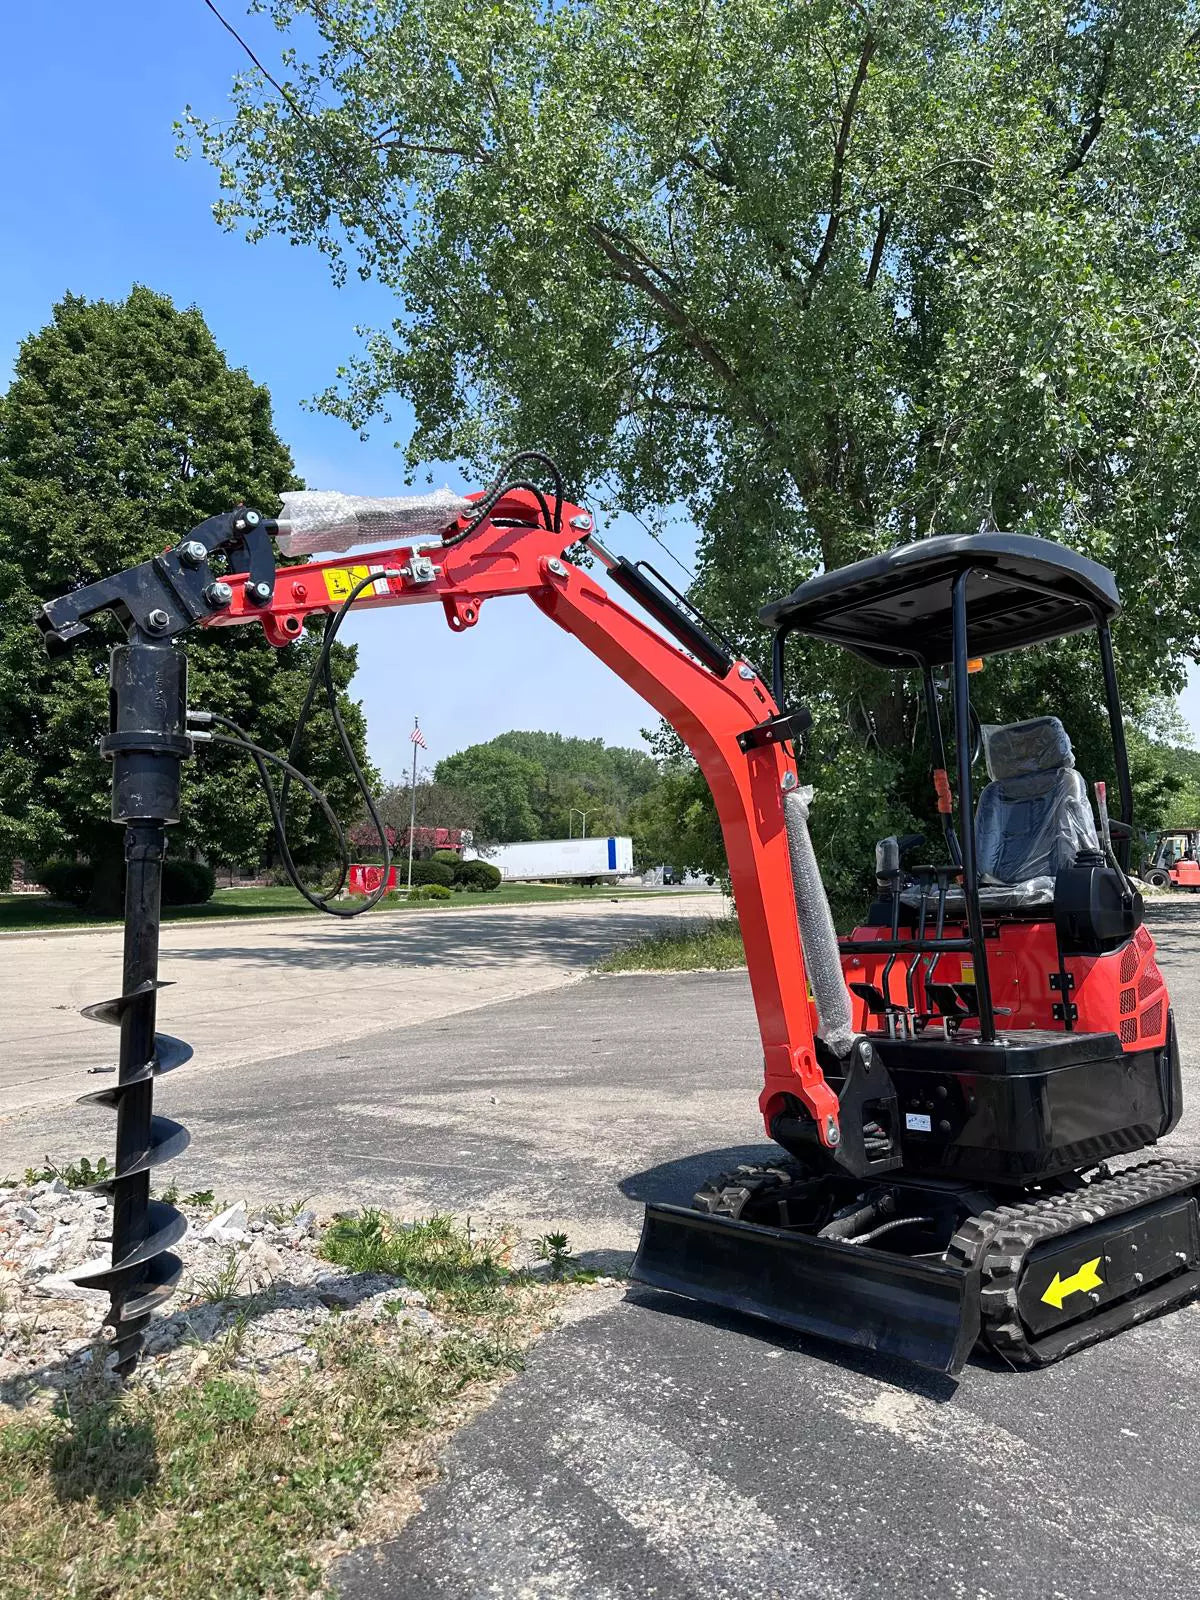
<box><xmin>348</xmin><ymin>864</ymin><xmax>398</xmax><ymax>896</ymax></box>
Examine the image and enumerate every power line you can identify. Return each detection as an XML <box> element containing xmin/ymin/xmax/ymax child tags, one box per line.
<box><xmin>198</xmin><ymin>0</ymin><xmax>426</xmax><ymax>270</ymax></box>
<box><xmin>199</xmin><ymin>0</ymin><xmax>699</xmax><ymax>588</ymax></box>
<box><xmin>200</xmin><ymin>0</ymin><xmax>297</xmax><ymax>111</ymax></box>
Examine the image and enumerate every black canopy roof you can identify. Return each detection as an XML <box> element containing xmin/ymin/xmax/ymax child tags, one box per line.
<box><xmin>760</xmin><ymin>532</ymin><xmax>1120</xmax><ymax>669</ymax></box>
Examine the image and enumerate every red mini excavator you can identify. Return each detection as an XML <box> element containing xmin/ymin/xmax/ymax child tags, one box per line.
<box><xmin>39</xmin><ymin>454</ymin><xmax>1199</xmax><ymax>1377</ymax></box>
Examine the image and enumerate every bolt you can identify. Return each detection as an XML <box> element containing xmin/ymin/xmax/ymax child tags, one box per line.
<box><xmin>547</xmin><ymin>558</ymin><xmax>566</xmax><ymax>576</ymax></box>
<box><xmin>861</xmin><ymin>1041</ymin><xmax>874</xmax><ymax>1066</ymax></box>
<box><xmin>1134</xmin><ymin>1272</ymin><xmax>1144</xmax><ymax>1284</ymax></box>
<box><xmin>781</xmin><ymin>771</ymin><xmax>798</xmax><ymax>791</ymax></box>
<box><xmin>205</xmin><ymin>581</ymin><xmax>233</xmax><ymax>607</ymax></box>
<box><xmin>825</xmin><ymin>1116</ymin><xmax>840</xmax><ymax>1146</ymax></box>
<box><xmin>738</xmin><ymin>664</ymin><xmax>755</xmax><ymax>680</ymax></box>
<box><xmin>245</xmin><ymin>580</ymin><xmax>273</xmax><ymax>604</ymax></box>
<box><xmin>178</xmin><ymin>540</ymin><xmax>207</xmax><ymax>567</ymax></box>
<box><xmin>569</xmin><ymin>512</ymin><xmax>593</xmax><ymax>532</ymax></box>
<box><xmin>243</xmin><ymin>509</ymin><xmax>261</xmax><ymax>527</ymax></box>
<box><xmin>291</xmin><ymin>581</ymin><xmax>308</xmax><ymax>600</ymax></box>
<box><xmin>146</xmin><ymin>608</ymin><xmax>170</xmax><ymax>631</ymax></box>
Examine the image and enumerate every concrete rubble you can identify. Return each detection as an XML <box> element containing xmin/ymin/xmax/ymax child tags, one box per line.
<box><xmin>0</xmin><ymin>1177</ymin><xmax>441</xmax><ymax>1408</ymax></box>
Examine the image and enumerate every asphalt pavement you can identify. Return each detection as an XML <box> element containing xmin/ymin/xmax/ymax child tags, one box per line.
<box><xmin>7</xmin><ymin>894</ymin><xmax>1200</xmax><ymax>1597</ymax></box>
<box><xmin>327</xmin><ymin>898</ymin><xmax>1200</xmax><ymax>1600</ymax></box>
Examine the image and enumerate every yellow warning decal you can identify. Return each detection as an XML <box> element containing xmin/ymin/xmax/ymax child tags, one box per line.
<box><xmin>961</xmin><ymin>961</ymin><xmax>975</xmax><ymax>983</ymax></box>
<box><xmin>1041</xmin><ymin>1256</ymin><xmax>1104</xmax><ymax>1310</ymax></box>
<box><xmin>323</xmin><ymin>565</ymin><xmax>377</xmax><ymax>603</ymax></box>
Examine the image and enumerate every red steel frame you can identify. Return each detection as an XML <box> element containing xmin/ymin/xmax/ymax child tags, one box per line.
<box><xmin>204</xmin><ymin>489</ymin><xmax>841</xmax><ymax>1147</ymax></box>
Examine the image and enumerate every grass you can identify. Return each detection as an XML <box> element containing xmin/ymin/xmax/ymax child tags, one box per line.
<box><xmin>599</xmin><ymin>914</ymin><xmax>747</xmax><ymax>972</ymax></box>
<box><xmin>0</xmin><ymin>879</ymin><xmax>682</xmax><ymax>934</ymax></box>
<box><xmin>22</xmin><ymin>1155</ymin><xmax>114</xmax><ymax>1189</ymax></box>
<box><xmin>0</xmin><ymin>1212</ymin><xmax>579</xmax><ymax>1599</ymax></box>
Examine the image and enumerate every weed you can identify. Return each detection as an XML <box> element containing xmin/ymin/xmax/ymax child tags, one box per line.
<box><xmin>599</xmin><ymin>915</ymin><xmax>746</xmax><ymax>973</ymax></box>
<box><xmin>23</xmin><ymin>1154</ymin><xmax>114</xmax><ymax>1189</ymax></box>
<box><xmin>191</xmin><ymin>1248</ymin><xmax>246</xmax><ymax>1304</ymax></box>
<box><xmin>534</xmin><ymin>1231</ymin><xmax>575</xmax><ymax>1280</ymax></box>
<box><xmin>262</xmin><ymin>1196</ymin><xmax>311</xmax><ymax>1226</ymax></box>
<box><xmin>202</xmin><ymin>1313</ymin><xmax>251</xmax><ymax>1373</ymax></box>
<box><xmin>321</xmin><ymin>1212</ymin><xmax>515</xmax><ymax>1318</ymax></box>
<box><xmin>158</xmin><ymin>1180</ymin><xmax>179</xmax><ymax>1205</ymax></box>
<box><xmin>0</xmin><ymin>1211</ymin><xmax>587</xmax><ymax>1600</ymax></box>
<box><xmin>181</xmin><ymin>1188</ymin><xmax>215</xmax><ymax>1208</ymax></box>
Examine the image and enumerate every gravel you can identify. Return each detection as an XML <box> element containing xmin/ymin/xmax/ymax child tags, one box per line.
<box><xmin>0</xmin><ymin>1181</ymin><xmax>442</xmax><ymax>1409</ymax></box>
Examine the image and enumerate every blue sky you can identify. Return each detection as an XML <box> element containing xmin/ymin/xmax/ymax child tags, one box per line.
<box><xmin>1</xmin><ymin>3</ymin><xmax>1195</xmax><ymax>782</ymax></box>
<box><xmin>0</xmin><ymin>2</ymin><xmax>698</xmax><ymax>783</ymax></box>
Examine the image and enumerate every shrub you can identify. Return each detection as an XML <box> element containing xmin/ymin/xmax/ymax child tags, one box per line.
<box><xmin>406</xmin><ymin>882</ymin><xmax>453</xmax><ymax>902</ymax></box>
<box><xmin>431</xmin><ymin>849</ymin><xmax>461</xmax><ymax>865</ymax></box>
<box><xmin>38</xmin><ymin>857</ymin><xmax>217</xmax><ymax>908</ymax></box>
<box><xmin>408</xmin><ymin>859</ymin><xmax>454</xmax><ymax>888</ymax></box>
<box><xmin>162</xmin><ymin>860</ymin><xmax>217</xmax><ymax>905</ymax></box>
<box><xmin>453</xmin><ymin>858</ymin><xmax>503</xmax><ymax>892</ymax></box>
<box><xmin>36</xmin><ymin>859</ymin><xmax>92</xmax><ymax>906</ymax></box>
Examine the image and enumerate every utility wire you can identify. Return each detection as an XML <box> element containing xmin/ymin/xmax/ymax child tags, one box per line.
<box><xmin>199</xmin><ymin>0</ymin><xmax>438</xmax><ymax>292</ymax></box>
<box><xmin>200</xmin><ymin>2</ymin><xmax>700</xmax><ymax>589</ymax></box>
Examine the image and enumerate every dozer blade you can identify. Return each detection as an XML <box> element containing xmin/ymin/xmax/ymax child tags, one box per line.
<box><xmin>633</xmin><ymin>1203</ymin><xmax>980</xmax><ymax>1375</ymax></box>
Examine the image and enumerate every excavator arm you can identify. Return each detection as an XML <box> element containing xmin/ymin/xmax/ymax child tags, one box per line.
<box><xmin>201</xmin><ymin>486</ymin><xmax>841</xmax><ymax>1149</ymax></box>
<box><xmin>37</xmin><ymin>474</ymin><xmax>876</xmax><ymax>1376</ymax></box>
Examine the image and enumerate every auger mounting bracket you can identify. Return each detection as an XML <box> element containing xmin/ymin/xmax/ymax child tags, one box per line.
<box><xmin>37</xmin><ymin>507</ymin><xmax>277</xmax><ymax>651</ymax></box>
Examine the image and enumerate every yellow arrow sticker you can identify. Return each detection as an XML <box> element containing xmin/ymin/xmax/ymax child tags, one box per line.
<box><xmin>1041</xmin><ymin>1256</ymin><xmax>1104</xmax><ymax>1310</ymax></box>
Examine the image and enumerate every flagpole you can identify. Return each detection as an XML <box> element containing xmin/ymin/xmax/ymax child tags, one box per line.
<box><xmin>407</xmin><ymin>718</ymin><xmax>420</xmax><ymax>890</ymax></box>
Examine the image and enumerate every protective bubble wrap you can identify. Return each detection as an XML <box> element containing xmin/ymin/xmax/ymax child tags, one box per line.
<box><xmin>275</xmin><ymin>488</ymin><xmax>474</xmax><ymax>556</ymax></box>
<box><xmin>784</xmin><ymin>785</ymin><xmax>856</xmax><ymax>1059</ymax></box>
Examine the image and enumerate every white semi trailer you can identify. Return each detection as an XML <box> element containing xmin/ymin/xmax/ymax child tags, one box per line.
<box><xmin>464</xmin><ymin>836</ymin><xmax>634</xmax><ymax>882</ymax></box>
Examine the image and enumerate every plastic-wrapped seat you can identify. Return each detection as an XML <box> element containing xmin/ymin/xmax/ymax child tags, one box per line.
<box><xmin>902</xmin><ymin>716</ymin><xmax>1099</xmax><ymax>916</ymax></box>
<box><xmin>973</xmin><ymin>717</ymin><xmax>1098</xmax><ymax>909</ymax></box>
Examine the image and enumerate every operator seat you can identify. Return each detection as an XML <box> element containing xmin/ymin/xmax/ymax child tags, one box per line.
<box><xmin>972</xmin><ymin>716</ymin><xmax>1099</xmax><ymax>910</ymax></box>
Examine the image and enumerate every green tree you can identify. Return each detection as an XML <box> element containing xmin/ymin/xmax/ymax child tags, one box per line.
<box><xmin>0</xmin><ymin>287</ymin><xmax>371</xmax><ymax>904</ymax></box>
<box><xmin>188</xmin><ymin>2</ymin><xmax>1200</xmax><ymax>900</ymax></box>
<box><xmin>433</xmin><ymin>744</ymin><xmax>542</xmax><ymax>841</ymax></box>
<box><xmin>434</xmin><ymin>730</ymin><xmax>658</xmax><ymax>841</ymax></box>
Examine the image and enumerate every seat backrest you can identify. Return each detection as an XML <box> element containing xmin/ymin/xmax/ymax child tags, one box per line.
<box><xmin>974</xmin><ymin>717</ymin><xmax>1098</xmax><ymax>885</ymax></box>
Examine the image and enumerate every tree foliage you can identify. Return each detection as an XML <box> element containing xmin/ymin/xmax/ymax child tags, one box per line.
<box><xmin>0</xmin><ymin>288</ymin><xmax>371</xmax><ymax>897</ymax></box>
<box><xmin>189</xmin><ymin>2</ymin><xmax>1200</xmax><ymax>899</ymax></box>
<box><xmin>434</xmin><ymin>730</ymin><xmax>658</xmax><ymax>842</ymax></box>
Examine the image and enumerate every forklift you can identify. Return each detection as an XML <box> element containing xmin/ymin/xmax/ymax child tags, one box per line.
<box><xmin>37</xmin><ymin>461</ymin><xmax>1199</xmax><ymax>1377</ymax></box>
<box><xmin>1143</xmin><ymin>827</ymin><xmax>1200</xmax><ymax>890</ymax></box>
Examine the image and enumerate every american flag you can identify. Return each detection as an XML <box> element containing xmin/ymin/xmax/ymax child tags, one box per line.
<box><xmin>410</xmin><ymin>723</ymin><xmax>428</xmax><ymax>750</ymax></box>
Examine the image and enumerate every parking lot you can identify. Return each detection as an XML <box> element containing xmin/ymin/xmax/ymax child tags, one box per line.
<box><xmin>3</xmin><ymin>894</ymin><xmax>1199</xmax><ymax>1598</ymax></box>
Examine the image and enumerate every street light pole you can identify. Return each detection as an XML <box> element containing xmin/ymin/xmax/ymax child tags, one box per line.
<box><xmin>570</xmin><ymin>807</ymin><xmax>596</xmax><ymax>838</ymax></box>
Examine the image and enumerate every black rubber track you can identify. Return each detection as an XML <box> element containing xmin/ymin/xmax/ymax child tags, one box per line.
<box><xmin>945</xmin><ymin>1156</ymin><xmax>1200</xmax><ymax>1366</ymax></box>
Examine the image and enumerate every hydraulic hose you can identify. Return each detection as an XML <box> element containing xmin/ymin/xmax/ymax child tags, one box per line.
<box><xmin>190</xmin><ymin>569</ymin><xmax>396</xmax><ymax>917</ymax></box>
